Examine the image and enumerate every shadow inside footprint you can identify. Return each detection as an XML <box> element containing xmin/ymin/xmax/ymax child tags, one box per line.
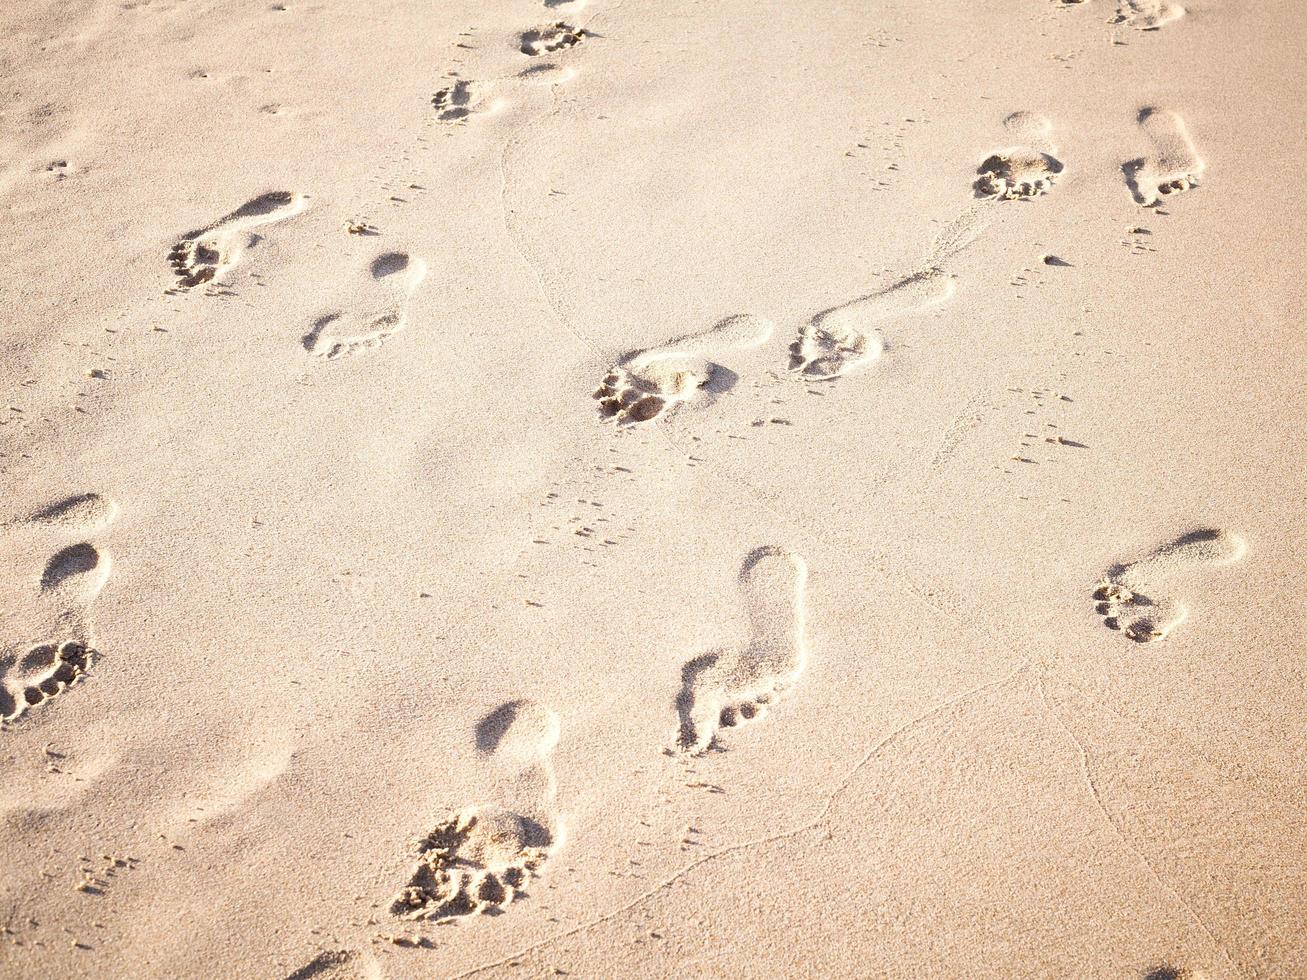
<box><xmin>371</xmin><ymin>252</ymin><xmax>410</xmax><ymax>279</ymax></box>
<box><xmin>674</xmin><ymin>652</ymin><xmax>722</xmax><ymax>751</ymax></box>
<box><xmin>40</xmin><ymin>543</ymin><xmax>101</xmax><ymax>591</ymax></box>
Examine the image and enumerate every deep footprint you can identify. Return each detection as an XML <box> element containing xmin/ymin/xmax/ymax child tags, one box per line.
<box><xmin>391</xmin><ymin>700</ymin><xmax>560</xmax><ymax>921</ymax></box>
<box><xmin>674</xmin><ymin>547</ymin><xmax>808</xmax><ymax>755</ymax></box>
<box><xmin>790</xmin><ymin>271</ymin><xmax>953</xmax><ymax>380</ymax></box>
<box><xmin>1123</xmin><ymin>107</ymin><xmax>1204</xmax><ymax>206</ymax></box>
<box><xmin>168</xmin><ymin>190</ymin><xmax>308</xmax><ymax>291</ymax></box>
<box><xmin>303</xmin><ymin>252</ymin><xmax>428</xmax><ymax>360</ymax></box>
<box><xmin>595</xmin><ymin>314</ymin><xmax>774</xmax><ymax>424</ymax></box>
<box><xmin>1093</xmin><ymin>528</ymin><xmax>1245</xmax><ymax>643</ymax></box>
<box><xmin>974</xmin><ymin>111</ymin><xmax>1064</xmax><ymax>200</ymax></box>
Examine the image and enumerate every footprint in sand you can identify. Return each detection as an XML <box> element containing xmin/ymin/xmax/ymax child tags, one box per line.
<box><xmin>1123</xmin><ymin>107</ymin><xmax>1204</xmax><ymax>206</ymax></box>
<box><xmin>1114</xmin><ymin>0</ymin><xmax>1185</xmax><ymax>30</ymax></box>
<box><xmin>302</xmin><ymin>252</ymin><xmax>427</xmax><ymax>360</ymax></box>
<box><xmin>789</xmin><ymin>271</ymin><xmax>954</xmax><ymax>380</ymax></box>
<box><xmin>168</xmin><ymin>190</ymin><xmax>308</xmax><ymax>291</ymax></box>
<box><xmin>1093</xmin><ymin>528</ymin><xmax>1245</xmax><ymax>643</ymax></box>
<box><xmin>974</xmin><ymin>111</ymin><xmax>1065</xmax><ymax>201</ymax></box>
<box><xmin>594</xmin><ymin>313</ymin><xmax>774</xmax><ymax>424</ymax></box>
<box><xmin>391</xmin><ymin>699</ymin><xmax>562</xmax><ymax>921</ymax></box>
<box><xmin>1</xmin><ymin>494</ymin><xmax>117</xmax><ymax>723</ymax></box>
<box><xmin>674</xmin><ymin>547</ymin><xmax>808</xmax><ymax>756</ymax></box>
<box><xmin>519</xmin><ymin>22</ymin><xmax>588</xmax><ymax>56</ymax></box>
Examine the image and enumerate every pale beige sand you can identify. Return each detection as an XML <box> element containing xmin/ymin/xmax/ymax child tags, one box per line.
<box><xmin>1</xmin><ymin>0</ymin><xmax>1305</xmax><ymax>977</ymax></box>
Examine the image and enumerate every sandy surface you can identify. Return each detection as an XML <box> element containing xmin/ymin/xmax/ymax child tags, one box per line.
<box><xmin>1</xmin><ymin>0</ymin><xmax>1305</xmax><ymax>977</ymax></box>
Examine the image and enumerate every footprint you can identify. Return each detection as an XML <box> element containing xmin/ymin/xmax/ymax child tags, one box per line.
<box><xmin>168</xmin><ymin>190</ymin><xmax>308</xmax><ymax>290</ymax></box>
<box><xmin>1123</xmin><ymin>107</ymin><xmax>1204</xmax><ymax>206</ymax></box>
<box><xmin>1114</xmin><ymin>0</ymin><xmax>1185</xmax><ymax>30</ymax></box>
<box><xmin>974</xmin><ymin>111</ymin><xmax>1064</xmax><ymax>200</ymax></box>
<box><xmin>2</xmin><ymin>494</ymin><xmax>116</xmax><ymax>724</ymax></box>
<box><xmin>789</xmin><ymin>271</ymin><xmax>954</xmax><ymax>380</ymax></box>
<box><xmin>519</xmin><ymin>22</ymin><xmax>587</xmax><ymax>56</ymax></box>
<box><xmin>390</xmin><ymin>700</ymin><xmax>561</xmax><ymax>921</ymax></box>
<box><xmin>594</xmin><ymin>313</ymin><xmax>774</xmax><ymax>424</ymax></box>
<box><xmin>674</xmin><ymin>547</ymin><xmax>808</xmax><ymax>756</ymax></box>
<box><xmin>1093</xmin><ymin>528</ymin><xmax>1245</xmax><ymax>643</ymax></box>
<box><xmin>302</xmin><ymin>252</ymin><xmax>427</xmax><ymax>360</ymax></box>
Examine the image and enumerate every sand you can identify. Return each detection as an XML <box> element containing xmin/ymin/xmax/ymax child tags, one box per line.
<box><xmin>1</xmin><ymin>0</ymin><xmax>1304</xmax><ymax>977</ymax></box>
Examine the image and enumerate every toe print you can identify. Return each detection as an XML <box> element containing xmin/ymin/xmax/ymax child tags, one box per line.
<box><xmin>674</xmin><ymin>547</ymin><xmax>808</xmax><ymax>756</ymax></box>
<box><xmin>1094</xmin><ymin>528</ymin><xmax>1245</xmax><ymax>643</ymax></box>
<box><xmin>391</xmin><ymin>699</ymin><xmax>561</xmax><ymax>921</ymax></box>
<box><xmin>595</xmin><ymin>314</ymin><xmax>774</xmax><ymax>425</ymax></box>
<box><xmin>168</xmin><ymin>191</ymin><xmax>308</xmax><ymax>292</ymax></box>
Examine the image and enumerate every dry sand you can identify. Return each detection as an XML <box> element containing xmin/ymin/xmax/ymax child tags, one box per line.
<box><xmin>1</xmin><ymin>0</ymin><xmax>1305</xmax><ymax>977</ymax></box>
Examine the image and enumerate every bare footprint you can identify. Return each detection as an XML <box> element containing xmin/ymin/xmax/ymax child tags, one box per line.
<box><xmin>789</xmin><ymin>271</ymin><xmax>954</xmax><ymax>380</ymax></box>
<box><xmin>1093</xmin><ymin>528</ymin><xmax>1246</xmax><ymax>643</ymax></box>
<box><xmin>595</xmin><ymin>314</ymin><xmax>774</xmax><ymax>424</ymax></box>
<box><xmin>168</xmin><ymin>190</ymin><xmax>308</xmax><ymax>291</ymax></box>
<box><xmin>674</xmin><ymin>547</ymin><xmax>808</xmax><ymax>756</ymax></box>
<box><xmin>390</xmin><ymin>700</ymin><xmax>561</xmax><ymax>921</ymax></box>
<box><xmin>1123</xmin><ymin>107</ymin><xmax>1204</xmax><ymax>206</ymax></box>
<box><xmin>1114</xmin><ymin>0</ymin><xmax>1185</xmax><ymax>30</ymax></box>
<box><xmin>2</xmin><ymin>494</ymin><xmax>116</xmax><ymax>723</ymax></box>
<box><xmin>302</xmin><ymin>252</ymin><xmax>428</xmax><ymax>360</ymax></box>
<box><xmin>974</xmin><ymin>111</ymin><xmax>1064</xmax><ymax>200</ymax></box>
<box><xmin>519</xmin><ymin>22</ymin><xmax>588</xmax><ymax>56</ymax></box>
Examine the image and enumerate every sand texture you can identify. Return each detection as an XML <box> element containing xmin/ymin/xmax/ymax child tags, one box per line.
<box><xmin>1</xmin><ymin>0</ymin><xmax>1305</xmax><ymax>977</ymax></box>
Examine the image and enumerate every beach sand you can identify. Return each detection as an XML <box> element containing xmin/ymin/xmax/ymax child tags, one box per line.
<box><xmin>0</xmin><ymin>0</ymin><xmax>1304</xmax><ymax>977</ymax></box>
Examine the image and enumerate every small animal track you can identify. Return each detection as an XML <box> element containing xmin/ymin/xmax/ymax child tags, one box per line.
<box><xmin>1093</xmin><ymin>528</ymin><xmax>1245</xmax><ymax>643</ymax></box>
<box><xmin>303</xmin><ymin>252</ymin><xmax>428</xmax><ymax>360</ymax></box>
<box><xmin>790</xmin><ymin>271</ymin><xmax>954</xmax><ymax>380</ymax></box>
<box><xmin>674</xmin><ymin>547</ymin><xmax>808</xmax><ymax>755</ymax></box>
<box><xmin>1115</xmin><ymin>0</ymin><xmax>1185</xmax><ymax>30</ymax></box>
<box><xmin>1123</xmin><ymin>107</ymin><xmax>1204</xmax><ymax>206</ymax></box>
<box><xmin>168</xmin><ymin>190</ymin><xmax>308</xmax><ymax>290</ymax></box>
<box><xmin>974</xmin><ymin>111</ymin><xmax>1064</xmax><ymax>200</ymax></box>
<box><xmin>391</xmin><ymin>700</ymin><xmax>561</xmax><ymax>921</ymax></box>
<box><xmin>2</xmin><ymin>493</ymin><xmax>116</xmax><ymax>724</ymax></box>
<box><xmin>595</xmin><ymin>314</ymin><xmax>774</xmax><ymax>424</ymax></box>
<box><xmin>519</xmin><ymin>23</ymin><xmax>587</xmax><ymax>56</ymax></box>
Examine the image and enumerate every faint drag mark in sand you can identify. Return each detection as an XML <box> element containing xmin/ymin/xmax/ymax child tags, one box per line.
<box><xmin>1114</xmin><ymin>0</ymin><xmax>1185</xmax><ymax>30</ymax></box>
<box><xmin>789</xmin><ymin>271</ymin><xmax>954</xmax><ymax>380</ymax></box>
<box><xmin>974</xmin><ymin>111</ymin><xmax>1064</xmax><ymax>201</ymax></box>
<box><xmin>673</xmin><ymin>547</ymin><xmax>807</xmax><ymax>755</ymax></box>
<box><xmin>168</xmin><ymin>190</ymin><xmax>308</xmax><ymax>291</ymax></box>
<box><xmin>1124</xmin><ymin>107</ymin><xmax>1204</xmax><ymax>206</ymax></box>
<box><xmin>303</xmin><ymin>252</ymin><xmax>428</xmax><ymax>360</ymax></box>
<box><xmin>1</xmin><ymin>493</ymin><xmax>117</xmax><ymax>724</ymax></box>
<box><xmin>391</xmin><ymin>700</ymin><xmax>563</xmax><ymax>921</ymax></box>
<box><xmin>595</xmin><ymin>314</ymin><xmax>774</xmax><ymax>424</ymax></box>
<box><xmin>1093</xmin><ymin>529</ymin><xmax>1245</xmax><ymax>643</ymax></box>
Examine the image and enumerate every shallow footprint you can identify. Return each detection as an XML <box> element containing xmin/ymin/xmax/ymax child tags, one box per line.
<box><xmin>790</xmin><ymin>271</ymin><xmax>953</xmax><ymax>380</ymax></box>
<box><xmin>595</xmin><ymin>313</ymin><xmax>774</xmax><ymax>424</ymax></box>
<box><xmin>303</xmin><ymin>252</ymin><xmax>428</xmax><ymax>360</ymax></box>
<box><xmin>1123</xmin><ymin>107</ymin><xmax>1204</xmax><ymax>206</ymax></box>
<box><xmin>674</xmin><ymin>547</ymin><xmax>808</xmax><ymax>756</ymax></box>
<box><xmin>431</xmin><ymin>80</ymin><xmax>508</xmax><ymax>122</ymax></box>
<box><xmin>1115</xmin><ymin>0</ymin><xmax>1185</xmax><ymax>30</ymax></box>
<box><xmin>974</xmin><ymin>111</ymin><xmax>1064</xmax><ymax>200</ymax></box>
<box><xmin>390</xmin><ymin>700</ymin><xmax>561</xmax><ymax>921</ymax></box>
<box><xmin>168</xmin><ymin>190</ymin><xmax>308</xmax><ymax>291</ymax></box>
<box><xmin>1093</xmin><ymin>528</ymin><xmax>1245</xmax><ymax>643</ymax></box>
